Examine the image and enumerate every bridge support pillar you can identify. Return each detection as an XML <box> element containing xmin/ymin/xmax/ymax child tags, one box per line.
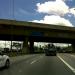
<box><xmin>22</xmin><ymin>37</ymin><xmax>29</xmax><ymax>54</ymax></box>
<box><xmin>29</xmin><ymin>40</ymin><xmax>34</xmax><ymax>54</ymax></box>
<box><xmin>72</xmin><ymin>43</ymin><xmax>75</xmax><ymax>53</ymax></box>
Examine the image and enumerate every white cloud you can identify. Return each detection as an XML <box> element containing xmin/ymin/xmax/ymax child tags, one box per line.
<box><xmin>32</xmin><ymin>0</ymin><xmax>74</xmax><ymax>27</ymax></box>
<box><xmin>70</xmin><ymin>8</ymin><xmax>75</xmax><ymax>16</ymax></box>
<box><xmin>36</xmin><ymin>0</ymin><xmax>69</xmax><ymax>16</ymax></box>
<box><xmin>36</xmin><ymin>0</ymin><xmax>75</xmax><ymax>16</ymax></box>
<box><xmin>32</xmin><ymin>15</ymin><xmax>73</xmax><ymax>27</ymax></box>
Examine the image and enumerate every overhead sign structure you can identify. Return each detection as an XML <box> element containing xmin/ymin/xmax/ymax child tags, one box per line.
<box><xmin>30</xmin><ymin>32</ymin><xmax>43</xmax><ymax>36</ymax></box>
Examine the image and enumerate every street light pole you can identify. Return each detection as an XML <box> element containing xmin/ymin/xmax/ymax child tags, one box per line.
<box><xmin>10</xmin><ymin>0</ymin><xmax>14</xmax><ymax>51</ymax></box>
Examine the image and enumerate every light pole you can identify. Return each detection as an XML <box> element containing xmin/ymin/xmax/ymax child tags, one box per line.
<box><xmin>10</xmin><ymin>0</ymin><xmax>15</xmax><ymax>51</ymax></box>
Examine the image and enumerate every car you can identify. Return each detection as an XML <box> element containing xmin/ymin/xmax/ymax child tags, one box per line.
<box><xmin>45</xmin><ymin>44</ymin><xmax>57</xmax><ymax>56</ymax></box>
<box><xmin>0</xmin><ymin>51</ymin><xmax>10</xmax><ymax>68</ymax></box>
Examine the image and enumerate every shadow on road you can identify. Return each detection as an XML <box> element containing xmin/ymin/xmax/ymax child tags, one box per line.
<box><xmin>0</xmin><ymin>67</ymin><xmax>10</xmax><ymax>71</ymax></box>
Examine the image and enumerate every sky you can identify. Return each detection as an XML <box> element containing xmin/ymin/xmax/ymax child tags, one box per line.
<box><xmin>0</xmin><ymin>0</ymin><xmax>75</xmax><ymax>27</ymax></box>
<box><xmin>0</xmin><ymin>0</ymin><xmax>75</xmax><ymax>48</ymax></box>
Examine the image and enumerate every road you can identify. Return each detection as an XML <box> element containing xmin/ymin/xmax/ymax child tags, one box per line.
<box><xmin>0</xmin><ymin>53</ymin><xmax>75</xmax><ymax>75</ymax></box>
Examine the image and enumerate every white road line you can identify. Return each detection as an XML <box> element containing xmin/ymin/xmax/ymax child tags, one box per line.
<box><xmin>70</xmin><ymin>54</ymin><xmax>75</xmax><ymax>58</ymax></box>
<box><xmin>57</xmin><ymin>55</ymin><xmax>75</xmax><ymax>73</ymax></box>
<box><xmin>30</xmin><ymin>60</ymin><xmax>37</xmax><ymax>64</ymax></box>
<box><xmin>30</xmin><ymin>55</ymin><xmax>43</xmax><ymax>64</ymax></box>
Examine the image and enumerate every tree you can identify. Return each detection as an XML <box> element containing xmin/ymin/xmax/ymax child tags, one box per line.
<box><xmin>12</xmin><ymin>42</ymin><xmax>22</xmax><ymax>51</ymax></box>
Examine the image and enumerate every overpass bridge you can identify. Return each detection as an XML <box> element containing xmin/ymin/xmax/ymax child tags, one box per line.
<box><xmin>0</xmin><ymin>19</ymin><xmax>75</xmax><ymax>53</ymax></box>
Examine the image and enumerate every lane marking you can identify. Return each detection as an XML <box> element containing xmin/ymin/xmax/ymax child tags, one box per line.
<box><xmin>30</xmin><ymin>55</ymin><xmax>43</xmax><ymax>64</ymax></box>
<box><xmin>57</xmin><ymin>55</ymin><xmax>75</xmax><ymax>73</ymax></box>
<box><xmin>30</xmin><ymin>60</ymin><xmax>37</xmax><ymax>64</ymax></box>
<box><xmin>70</xmin><ymin>54</ymin><xmax>75</xmax><ymax>58</ymax></box>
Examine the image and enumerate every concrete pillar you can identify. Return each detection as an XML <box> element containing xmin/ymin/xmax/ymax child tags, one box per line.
<box><xmin>22</xmin><ymin>37</ymin><xmax>29</xmax><ymax>54</ymax></box>
<box><xmin>29</xmin><ymin>40</ymin><xmax>34</xmax><ymax>54</ymax></box>
<box><xmin>72</xmin><ymin>43</ymin><xmax>75</xmax><ymax>53</ymax></box>
<box><xmin>10</xmin><ymin>40</ymin><xmax>13</xmax><ymax>51</ymax></box>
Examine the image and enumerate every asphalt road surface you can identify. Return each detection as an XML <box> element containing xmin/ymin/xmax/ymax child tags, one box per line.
<box><xmin>0</xmin><ymin>53</ymin><xmax>75</xmax><ymax>75</ymax></box>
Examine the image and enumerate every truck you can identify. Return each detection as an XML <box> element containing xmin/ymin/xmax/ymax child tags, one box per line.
<box><xmin>45</xmin><ymin>44</ymin><xmax>56</xmax><ymax>56</ymax></box>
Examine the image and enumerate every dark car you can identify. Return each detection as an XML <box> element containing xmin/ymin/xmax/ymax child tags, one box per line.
<box><xmin>45</xmin><ymin>44</ymin><xmax>57</xmax><ymax>56</ymax></box>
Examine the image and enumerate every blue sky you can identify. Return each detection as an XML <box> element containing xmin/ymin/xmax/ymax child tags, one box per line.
<box><xmin>0</xmin><ymin>0</ymin><xmax>48</xmax><ymax>20</ymax></box>
<box><xmin>0</xmin><ymin>0</ymin><xmax>75</xmax><ymax>27</ymax></box>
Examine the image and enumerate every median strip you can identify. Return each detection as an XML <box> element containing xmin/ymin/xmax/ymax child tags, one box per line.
<box><xmin>57</xmin><ymin>55</ymin><xmax>75</xmax><ymax>73</ymax></box>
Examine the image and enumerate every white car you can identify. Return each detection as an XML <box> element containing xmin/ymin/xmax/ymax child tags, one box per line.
<box><xmin>0</xmin><ymin>51</ymin><xmax>10</xmax><ymax>68</ymax></box>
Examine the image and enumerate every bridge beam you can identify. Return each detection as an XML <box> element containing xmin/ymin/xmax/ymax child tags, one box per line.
<box><xmin>22</xmin><ymin>37</ymin><xmax>29</xmax><ymax>54</ymax></box>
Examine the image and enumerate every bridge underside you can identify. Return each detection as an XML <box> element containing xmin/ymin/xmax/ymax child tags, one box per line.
<box><xmin>0</xmin><ymin>34</ymin><xmax>75</xmax><ymax>43</ymax></box>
